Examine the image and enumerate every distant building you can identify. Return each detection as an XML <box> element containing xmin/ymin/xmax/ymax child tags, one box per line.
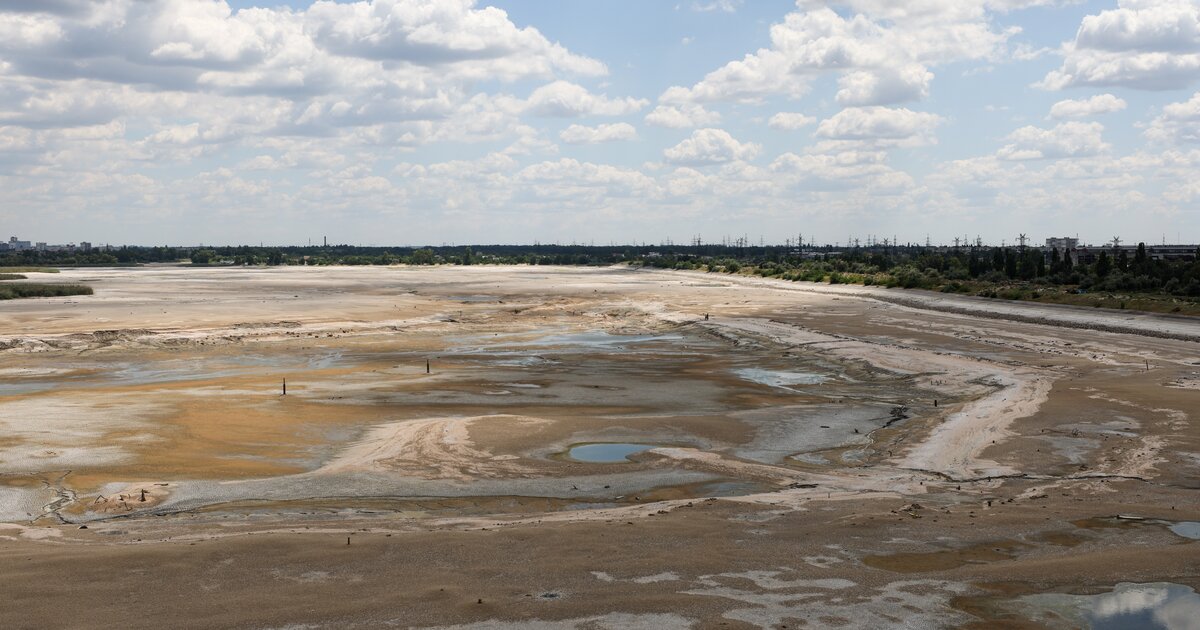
<box><xmin>1045</xmin><ymin>237</ymin><xmax>1078</xmax><ymax>251</ymax></box>
<box><xmin>1142</xmin><ymin>244</ymin><xmax>1198</xmax><ymax>262</ymax></box>
<box><xmin>0</xmin><ymin>237</ymin><xmax>94</xmax><ymax>254</ymax></box>
<box><xmin>1074</xmin><ymin>244</ymin><xmax>1198</xmax><ymax>265</ymax></box>
<box><xmin>80</xmin><ymin>242</ymin><xmax>92</xmax><ymax>252</ymax></box>
<box><xmin>6</xmin><ymin>236</ymin><xmax>32</xmax><ymax>251</ymax></box>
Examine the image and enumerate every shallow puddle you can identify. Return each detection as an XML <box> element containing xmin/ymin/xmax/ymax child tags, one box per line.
<box><xmin>567</xmin><ymin>443</ymin><xmax>657</xmax><ymax>463</ymax></box>
<box><xmin>1074</xmin><ymin>516</ymin><xmax>1200</xmax><ymax>541</ymax></box>
<box><xmin>733</xmin><ymin>367</ymin><xmax>826</xmax><ymax>389</ymax></box>
<box><xmin>1168</xmin><ymin>521</ymin><xmax>1200</xmax><ymax>540</ymax></box>
<box><xmin>446</xmin><ymin>330</ymin><xmax>690</xmax><ymax>358</ymax></box>
<box><xmin>0</xmin><ymin>350</ymin><xmax>346</xmax><ymax>394</ymax></box>
<box><xmin>509</xmin><ymin>331</ymin><xmax>684</xmax><ymax>349</ymax></box>
<box><xmin>1016</xmin><ymin>582</ymin><xmax>1200</xmax><ymax>629</ymax></box>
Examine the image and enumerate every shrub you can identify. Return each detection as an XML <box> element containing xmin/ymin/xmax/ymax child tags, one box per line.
<box><xmin>0</xmin><ymin>283</ymin><xmax>93</xmax><ymax>300</ymax></box>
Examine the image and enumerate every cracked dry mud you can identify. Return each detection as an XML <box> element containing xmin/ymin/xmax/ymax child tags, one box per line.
<box><xmin>0</xmin><ymin>265</ymin><xmax>1197</xmax><ymax>629</ymax></box>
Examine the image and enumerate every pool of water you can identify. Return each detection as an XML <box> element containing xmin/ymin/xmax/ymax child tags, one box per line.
<box><xmin>1018</xmin><ymin>582</ymin><xmax>1200</xmax><ymax>629</ymax></box>
<box><xmin>0</xmin><ymin>350</ymin><xmax>346</xmax><ymax>395</ymax></box>
<box><xmin>486</xmin><ymin>356</ymin><xmax>556</xmax><ymax>367</ymax></box>
<box><xmin>0</xmin><ymin>382</ymin><xmax>60</xmax><ymax>396</ymax></box>
<box><xmin>512</xmin><ymin>331</ymin><xmax>684</xmax><ymax>349</ymax></box>
<box><xmin>567</xmin><ymin>443</ymin><xmax>658</xmax><ymax>463</ymax></box>
<box><xmin>1168</xmin><ymin>521</ymin><xmax>1200</xmax><ymax>540</ymax></box>
<box><xmin>449</xmin><ymin>330</ymin><xmax>684</xmax><ymax>353</ymax></box>
<box><xmin>734</xmin><ymin>367</ymin><xmax>826</xmax><ymax>389</ymax></box>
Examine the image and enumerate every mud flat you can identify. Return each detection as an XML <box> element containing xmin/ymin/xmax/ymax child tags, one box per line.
<box><xmin>0</xmin><ymin>264</ymin><xmax>1197</xmax><ymax>628</ymax></box>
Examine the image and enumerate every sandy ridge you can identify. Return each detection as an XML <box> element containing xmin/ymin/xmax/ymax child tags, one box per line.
<box><xmin>649</xmin><ymin>268</ymin><xmax>1200</xmax><ymax>343</ymax></box>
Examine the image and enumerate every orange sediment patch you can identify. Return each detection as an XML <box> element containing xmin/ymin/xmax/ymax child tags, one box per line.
<box><xmin>63</xmin><ymin>390</ymin><xmax>398</xmax><ymax>491</ymax></box>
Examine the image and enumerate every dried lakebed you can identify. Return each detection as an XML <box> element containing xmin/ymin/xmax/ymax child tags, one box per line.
<box><xmin>0</xmin><ymin>265</ymin><xmax>1197</xmax><ymax>629</ymax></box>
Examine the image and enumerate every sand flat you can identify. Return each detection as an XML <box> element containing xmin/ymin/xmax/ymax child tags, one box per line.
<box><xmin>1</xmin><ymin>264</ymin><xmax>1197</xmax><ymax>628</ymax></box>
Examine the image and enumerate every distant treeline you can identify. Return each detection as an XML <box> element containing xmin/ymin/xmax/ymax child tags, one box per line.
<box><xmin>5</xmin><ymin>242</ymin><xmax>1199</xmax><ymax>301</ymax></box>
<box><xmin>5</xmin><ymin>243</ymin><xmax>696</xmax><ymax>267</ymax></box>
<box><xmin>2</xmin><ymin>244</ymin><xmax>630</xmax><ymax>267</ymax></box>
<box><xmin>635</xmin><ymin>244</ymin><xmax>1200</xmax><ymax>299</ymax></box>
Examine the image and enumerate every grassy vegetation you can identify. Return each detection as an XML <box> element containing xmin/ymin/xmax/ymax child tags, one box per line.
<box><xmin>0</xmin><ymin>274</ymin><xmax>28</xmax><ymax>280</ymax></box>
<box><xmin>0</xmin><ymin>283</ymin><xmax>93</xmax><ymax>300</ymax></box>
<box><xmin>693</xmin><ymin>262</ymin><xmax>1200</xmax><ymax>317</ymax></box>
<box><xmin>623</xmin><ymin>242</ymin><xmax>1200</xmax><ymax>317</ymax></box>
<box><xmin>0</xmin><ymin>267</ymin><xmax>59</xmax><ymax>274</ymax></box>
<box><xmin>995</xmin><ymin>287</ymin><xmax>1200</xmax><ymax>316</ymax></box>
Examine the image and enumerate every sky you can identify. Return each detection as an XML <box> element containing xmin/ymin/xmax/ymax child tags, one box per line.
<box><xmin>2</xmin><ymin>0</ymin><xmax>1199</xmax><ymax>247</ymax></box>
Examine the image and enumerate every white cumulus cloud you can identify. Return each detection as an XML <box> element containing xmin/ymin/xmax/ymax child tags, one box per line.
<box><xmin>1145</xmin><ymin>91</ymin><xmax>1200</xmax><ymax>142</ymax></box>
<box><xmin>816</xmin><ymin>107</ymin><xmax>942</xmax><ymax>146</ymax></box>
<box><xmin>836</xmin><ymin>64</ymin><xmax>934</xmax><ymax>106</ymax></box>
<box><xmin>644</xmin><ymin>104</ymin><xmax>721</xmax><ymax>128</ymax></box>
<box><xmin>998</xmin><ymin>121</ymin><xmax>1110</xmax><ymax>160</ymax></box>
<box><xmin>559</xmin><ymin>122</ymin><xmax>638</xmax><ymax>144</ymax></box>
<box><xmin>525</xmin><ymin>81</ymin><xmax>648</xmax><ymax>117</ymax></box>
<box><xmin>1040</xmin><ymin>0</ymin><xmax>1200</xmax><ymax>90</ymax></box>
<box><xmin>658</xmin><ymin>3</ymin><xmax>1019</xmax><ymax>106</ymax></box>
<box><xmin>768</xmin><ymin>112</ymin><xmax>817</xmax><ymax>130</ymax></box>
<box><xmin>663</xmin><ymin>128</ymin><xmax>761</xmax><ymax>165</ymax></box>
<box><xmin>1049</xmin><ymin>94</ymin><xmax>1128</xmax><ymax>118</ymax></box>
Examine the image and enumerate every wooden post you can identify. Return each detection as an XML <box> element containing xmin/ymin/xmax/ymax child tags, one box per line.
<box><xmin>283</xmin><ymin>378</ymin><xmax>287</xmax><ymax>396</ymax></box>
<box><xmin>426</xmin><ymin>359</ymin><xmax>430</xmax><ymax>374</ymax></box>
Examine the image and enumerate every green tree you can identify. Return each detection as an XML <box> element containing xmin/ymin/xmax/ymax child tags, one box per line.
<box><xmin>410</xmin><ymin>248</ymin><xmax>435</xmax><ymax>265</ymax></box>
<box><xmin>1095</xmin><ymin>250</ymin><xmax>1112</xmax><ymax>278</ymax></box>
<box><xmin>191</xmin><ymin>249</ymin><xmax>216</xmax><ymax>264</ymax></box>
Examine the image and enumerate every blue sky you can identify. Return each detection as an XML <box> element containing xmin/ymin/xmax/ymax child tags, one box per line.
<box><xmin>2</xmin><ymin>0</ymin><xmax>1199</xmax><ymax>246</ymax></box>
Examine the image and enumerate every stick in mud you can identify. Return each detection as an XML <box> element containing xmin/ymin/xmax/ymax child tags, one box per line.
<box><xmin>426</xmin><ymin>359</ymin><xmax>430</xmax><ymax>374</ymax></box>
<box><xmin>282</xmin><ymin>378</ymin><xmax>287</xmax><ymax>396</ymax></box>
